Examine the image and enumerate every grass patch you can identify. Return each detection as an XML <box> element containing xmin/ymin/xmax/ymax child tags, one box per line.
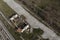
<box><xmin>0</xmin><ymin>0</ymin><xmax>15</xmax><ymax>18</ymax></box>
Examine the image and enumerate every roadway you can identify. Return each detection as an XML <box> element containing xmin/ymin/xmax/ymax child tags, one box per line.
<box><xmin>3</xmin><ymin>0</ymin><xmax>60</xmax><ymax>40</ymax></box>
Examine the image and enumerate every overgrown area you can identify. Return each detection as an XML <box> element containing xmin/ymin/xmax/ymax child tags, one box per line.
<box><xmin>16</xmin><ymin>0</ymin><xmax>60</xmax><ymax>35</ymax></box>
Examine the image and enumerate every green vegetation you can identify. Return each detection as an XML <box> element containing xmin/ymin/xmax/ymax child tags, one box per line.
<box><xmin>21</xmin><ymin>28</ymin><xmax>43</xmax><ymax>40</ymax></box>
<box><xmin>0</xmin><ymin>0</ymin><xmax>15</xmax><ymax>18</ymax></box>
<box><xmin>0</xmin><ymin>14</ymin><xmax>22</xmax><ymax>40</ymax></box>
<box><xmin>33</xmin><ymin>28</ymin><xmax>43</xmax><ymax>35</ymax></box>
<box><xmin>0</xmin><ymin>0</ymin><xmax>22</xmax><ymax>40</ymax></box>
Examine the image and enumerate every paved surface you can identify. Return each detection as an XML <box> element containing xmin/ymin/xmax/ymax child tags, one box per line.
<box><xmin>0</xmin><ymin>19</ymin><xmax>15</xmax><ymax>40</ymax></box>
<box><xmin>3</xmin><ymin>0</ymin><xmax>60</xmax><ymax>40</ymax></box>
